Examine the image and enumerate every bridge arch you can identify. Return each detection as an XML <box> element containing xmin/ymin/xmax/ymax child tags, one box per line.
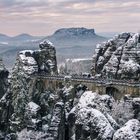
<box><xmin>106</xmin><ymin>86</ymin><xmax>120</xmax><ymax>100</ymax></box>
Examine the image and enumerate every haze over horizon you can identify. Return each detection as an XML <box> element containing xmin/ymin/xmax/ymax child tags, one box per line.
<box><xmin>0</xmin><ymin>0</ymin><xmax>140</xmax><ymax>36</ymax></box>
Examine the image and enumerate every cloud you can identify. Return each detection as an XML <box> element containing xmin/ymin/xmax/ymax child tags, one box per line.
<box><xmin>0</xmin><ymin>0</ymin><xmax>140</xmax><ymax>35</ymax></box>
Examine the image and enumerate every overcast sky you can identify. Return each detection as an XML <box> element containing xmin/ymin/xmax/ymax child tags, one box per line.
<box><xmin>0</xmin><ymin>0</ymin><xmax>140</xmax><ymax>36</ymax></box>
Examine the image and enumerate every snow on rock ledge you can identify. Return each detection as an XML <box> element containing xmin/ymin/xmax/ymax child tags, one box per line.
<box><xmin>26</xmin><ymin>102</ymin><xmax>41</xmax><ymax>115</ymax></box>
<box><xmin>39</xmin><ymin>40</ymin><xmax>54</xmax><ymax>49</ymax></box>
<box><xmin>19</xmin><ymin>50</ymin><xmax>37</xmax><ymax>74</ymax></box>
<box><xmin>19</xmin><ymin>50</ymin><xmax>36</xmax><ymax>65</ymax></box>
<box><xmin>77</xmin><ymin>91</ymin><xmax>115</xmax><ymax>113</ymax></box>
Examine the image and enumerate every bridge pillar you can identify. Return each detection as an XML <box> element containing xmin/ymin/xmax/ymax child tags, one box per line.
<box><xmin>64</xmin><ymin>76</ymin><xmax>72</xmax><ymax>88</ymax></box>
<box><xmin>95</xmin><ymin>84</ymin><xmax>106</xmax><ymax>95</ymax></box>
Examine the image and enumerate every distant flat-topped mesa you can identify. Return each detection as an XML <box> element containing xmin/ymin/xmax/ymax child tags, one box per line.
<box><xmin>91</xmin><ymin>32</ymin><xmax>140</xmax><ymax>80</ymax></box>
<box><xmin>53</xmin><ymin>27</ymin><xmax>96</xmax><ymax>37</ymax></box>
<box><xmin>15</xmin><ymin>40</ymin><xmax>58</xmax><ymax>75</ymax></box>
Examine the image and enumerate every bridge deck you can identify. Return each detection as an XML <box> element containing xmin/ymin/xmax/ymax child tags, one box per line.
<box><xmin>32</xmin><ymin>74</ymin><xmax>140</xmax><ymax>87</ymax></box>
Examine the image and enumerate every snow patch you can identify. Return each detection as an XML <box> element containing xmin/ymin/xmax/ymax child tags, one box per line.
<box><xmin>19</xmin><ymin>50</ymin><xmax>36</xmax><ymax>65</ymax></box>
<box><xmin>66</xmin><ymin>58</ymin><xmax>92</xmax><ymax>63</ymax></box>
<box><xmin>26</xmin><ymin>102</ymin><xmax>40</xmax><ymax>113</ymax></box>
<box><xmin>39</xmin><ymin>40</ymin><xmax>54</xmax><ymax>47</ymax></box>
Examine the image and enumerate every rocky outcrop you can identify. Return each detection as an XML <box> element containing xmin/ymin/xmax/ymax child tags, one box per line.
<box><xmin>1</xmin><ymin>76</ymin><xmax>140</xmax><ymax>140</ymax></box>
<box><xmin>132</xmin><ymin>98</ymin><xmax>140</xmax><ymax>120</ymax></box>
<box><xmin>15</xmin><ymin>40</ymin><xmax>58</xmax><ymax>75</ymax></box>
<box><xmin>68</xmin><ymin>91</ymin><xmax>119</xmax><ymax>140</ymax></box>
<box><xmin>113</xmin><ymin>119</ymin><xmax>140</xmax><ymax>140</ymax></box>
<box><xmin>15</xmin><ymin>83</ymin><xmax>76</xmax><ymax>140</ymax></box>
<box><xmin>67</xmin><ymin>91</ymin><xmax>140</xmax><ymax>140</ymax></box>
<box><xmin>33</xmin><ymin>40</ymin><xmax>57</xmax><ymax>74</ymax></box>
<box><xmin>0</xmin><ymin>59</ymin><xmax>9</xmax><ymax>139</ymax></box>
<box><xmin>92</xmin><ymin>32</ymin><xmax>140</xmax><ymax>80</ymax></box>
<box><xmin>0</xmin><ymin>59</ymin><xmax>9</xmax><ymax>98</ymax></box>
<box><xmin>0</xmin><ymin>40</ymin><xmax>58</xmax><ymax>138</ymax></box>
<box><xmin>0</xmin><ymin>40</ymin><xmax>77</xmax><ymax>139</ymax></box>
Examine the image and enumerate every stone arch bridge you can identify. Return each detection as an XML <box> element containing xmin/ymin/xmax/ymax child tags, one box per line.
<box><xmin>32</xmin><ymin>74</ymin><xmax>140</xmax><ymax>99</ymax></box>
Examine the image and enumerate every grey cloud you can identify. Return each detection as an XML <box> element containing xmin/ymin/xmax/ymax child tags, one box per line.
<box><xmin>1</xmin><ymin>0</ymin><xmax>139</xmax><ymax>14</ymax></box>
<box><xmin>0</xmin><ymin>0</ymin><xmax>140</xmax><ymax>35</ymax></box>
<box><xmin>0</xmin><ymin>0</ymin><xmax>17</xmax><ymax>7</ymax></box>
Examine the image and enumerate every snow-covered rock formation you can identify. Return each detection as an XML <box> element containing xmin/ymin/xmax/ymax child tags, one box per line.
<box><xmin>9</xmin><ymin>40</ymin><xmax>57</xmax><ymax>132</ymax></box>
<box><xmin>68</xmin><ymin>91</ymin><xmax>119</xmax><ymax>140</ymax></box>
<box><xmin>113</xmin><ymin>119</ymin><xmax>140</xmax><ymax>140</ymax></box>
<box><xmin>18</xmin><ymin>50</ymin><xmax>37</xmax><ymax>74</ymax></box>
<box><xmin>0</xmin><ymin>59</ymin><xmax>9</xmax><ymax>139</ymax></box>
<box><xmin>67</xmin><ymin>91</ymin><xmax>140</xmax><ymax>140</ymax></box>
<box><xmin>34</xmin><ymin>40</ymin><xmax>58</xmax><ymax>74</ymax></box>
<box><xmin>92</xmin><ymin>32</ymin><xmax>140</xmax><ymax>80</ymax></box>
<box><xmin>0</xmin><ymin>59</ymin><xmax>9</xmax><ymax>98</ymax></box>
<box><xmin>0</xmin><ymin>40</ymin><xmax>58</xmax><ymax>138</ymax></box>
<box><xmin>16</xmin><ymin>40</ymin><xmax>58</xmax><ymax>75</ymax></box>
<box><xmin>0</xmin><ymin>77</ymin><xmax>140</xmax><ymax>140</ymax></box>
<box><xmin>0</xmin><ymin>36</ymin><xmax>140</xmax><ymax>140</ymax></box>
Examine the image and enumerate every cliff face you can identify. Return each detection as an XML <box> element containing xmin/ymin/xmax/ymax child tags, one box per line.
<box><xmin>0</xmin><ymin>59</ymin><xmax>9</xmax><ymax>98</ymax></box>
<box><xmin>34</xmin><ymin>40</ymin><xmax>58</xmax><ymax>74</ymax></box>
<box><xmin>92</xmin><ymin>32</ymin><xmax>140</xmax><ymax>80</ymax></box>
<box><xmin>0</xmin><ymin>59</ymin><xmax>9</xmax><ymax>136</ymax></box>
